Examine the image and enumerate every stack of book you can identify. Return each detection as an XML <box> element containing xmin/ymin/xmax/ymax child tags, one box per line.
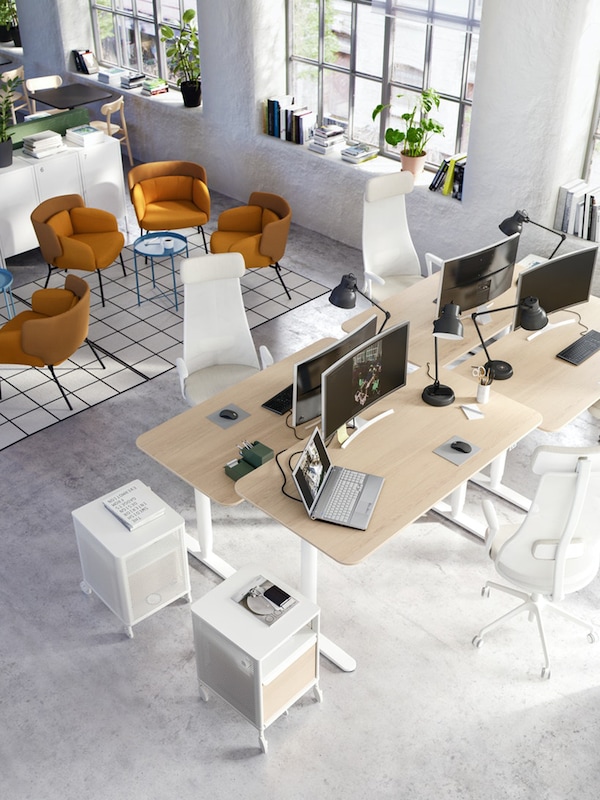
<box><xmin>141</xmin><ymin>77</ymin><xmax>168</xmax><ymax>96</ymax></box>
<box><xmin>120</xmin><ymin>72</ymin><xmax>145</xmax><ymax>89</ymax></box>
<box><xmin>265</xmin><ymin>94</ymin><xmax>295</xmax><ymax>138</ymax></box>
<box><xmin>102</xmin><ymin>480</ymin><xmax>166</xmax><ymax>531</ymax></box>
<box><xmin>340</xmin><ymin>143</ymin><xmax>379</xmax><ymax>164</ymax></box>
<box><xmin>308</xmin><ymin>123</ymin><xmax>345</xmax><ymax>155</ymax></box>
<box><xmin>65</xmin><ymin>124</ymin><xmax>106</xmax><ymax>148</ymax></box>
<box><xmin>22</xmin><ymin>130</ymin><xmax>66</xmax><ymax>159</ymax></box>
<box><xmin>554</xmin><ymin>179</ymin><xmax>600</xmax><ymax>240</ymax></box>
<box><xmin>429</xmin><ymin>152</ymin><xmax>467</xmax><ymax>199</ymax></box>
<box><xmin>98</xmin><ymin>66</ymin><xmax>128</xmax><ymax>86</ymax></box>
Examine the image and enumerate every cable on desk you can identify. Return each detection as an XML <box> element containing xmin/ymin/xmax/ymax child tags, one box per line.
<box><xmin>275</xmin><ymin>447</ymin><xmax>303</xmax><ymax>502</ymax></box>
<box><xmin>284</xmin><ymin>410</ymin><xmax>304</xmax><ymax>439</ymax></box>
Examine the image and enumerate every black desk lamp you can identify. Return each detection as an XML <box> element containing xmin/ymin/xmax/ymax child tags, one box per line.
<box><xmin>471</xmin><ymin>296</ymin><xmax>548</xmax><ymax>380</ymax></box>
<box><xmin>422</xmin><ymin>302</ymin><xmax>464</xmax><ymax>407</ymax></box>
<box><xmin>499</xmin><ymin>210</ymin><xmax>566</xmax><ymax>258</ymax></box>
<box><xmin>329</xmin><ymin>273</ymin><xmax>390</xmax><ymax>333</ymax></box>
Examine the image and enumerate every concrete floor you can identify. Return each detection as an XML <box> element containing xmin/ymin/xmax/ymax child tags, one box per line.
<box><xmin>3</xmin><ymin>174</ymin><xmax>600</xmax><ymax>800</ymax></box>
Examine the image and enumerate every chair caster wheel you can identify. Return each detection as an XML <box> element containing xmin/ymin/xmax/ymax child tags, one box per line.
<box><xmin>481</xmin><ymin>586</ymin><xmax>490</xmax><ymax>598</ymax></box>
<box><xmin>541</xmin><ymin>666</ymin><xmax>551</xmax><ymax>680</ymax></box>
<box><xmin>472</xmin><ymin>635</ymin><xmax>483</xmax><ymax>648</ymax></box>
<box><xmin>587</xmin><ymin>631</ymin><xmax>598</xmax><ymax>644</ymax></box>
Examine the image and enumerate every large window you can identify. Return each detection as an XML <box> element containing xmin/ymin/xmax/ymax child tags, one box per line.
<box><xmin>287</xmin><ymin>0</ymin><xmax>481</xmax><ymax>167</ymax></box>
<box><xmin>89</xmin><ymin>0</ymin><xmax>195</xmax><ymax>84</ymax></box>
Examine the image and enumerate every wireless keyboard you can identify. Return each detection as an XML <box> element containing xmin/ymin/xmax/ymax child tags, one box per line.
<box><xmin>556</xmin><ymin>329</ymin><xmax>600</xmax><ymax>365</ymax></box>
<box><xmin>262</xmin><ymin>383</ymin><xmax>293</xmax><ymax>415</ymax></box>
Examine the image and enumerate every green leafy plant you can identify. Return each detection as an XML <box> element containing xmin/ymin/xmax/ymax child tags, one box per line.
<box><xmin>0</xmin><ymin>74</ymin><xmax>20</xmax><ymax>142</ymax></box>
<box><xmin>160</xmin><ymin>8</ymin><xmax>200</xmax><ymax>86</ymax></box>
<box><xmin>0</xmin><ymin>0</ymin><xmax>18</xmax><ymax>29</ymax></box>
<box><xmin>372</xmin><ymin>88</ymin><xmax>444</xmax><ymax>158</ymax></box>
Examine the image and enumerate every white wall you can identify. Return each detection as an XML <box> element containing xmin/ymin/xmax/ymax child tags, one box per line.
<box><xmin>14</xmin><ymin>0</ymin><xmax>600</xmax><ymax>266</ymax></box>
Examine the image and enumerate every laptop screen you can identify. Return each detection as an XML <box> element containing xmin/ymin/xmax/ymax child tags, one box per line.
<box><xmin>292</xmin><ymin>428</ymin><xmax>331</xmax><ymax>514</ymax></box>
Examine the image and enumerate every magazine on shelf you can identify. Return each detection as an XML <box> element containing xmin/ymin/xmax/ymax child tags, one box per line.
<box><xmin>65</xmin><ymin>125</ymin><xmax>105</xmax><ymax>147</ymax></box>
<box><xmin>102</xmin><ymin>480</ymin><xmax>166</xmax><ymax>531</ymax></box>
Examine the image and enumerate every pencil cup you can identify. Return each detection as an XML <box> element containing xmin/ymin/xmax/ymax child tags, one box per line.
<box><xmin>476</xmin><ymin>383</ymin><xmax>490</xmax><ymax>404</ymax></box>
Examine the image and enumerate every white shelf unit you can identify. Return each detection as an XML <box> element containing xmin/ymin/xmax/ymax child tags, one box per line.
<box><xmin>191</xmin><ymin>564</ymin><xmax>322</xmax><ymax>753</ymax></box>
<box><xmin>72</xmin><ymin>481</ymin><xmax>191</xmax><ymax>637</ymax></box>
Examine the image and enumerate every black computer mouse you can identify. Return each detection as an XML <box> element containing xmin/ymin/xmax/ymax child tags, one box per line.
<box><xmin>219</xmin><ymin>408</ymin><xmax>238</xmax><ymax>420</ymax></box>
<box><xmin>451</xmin><ymin>440</ymin><xmax>472</xmax><ymax>454</ymax></box>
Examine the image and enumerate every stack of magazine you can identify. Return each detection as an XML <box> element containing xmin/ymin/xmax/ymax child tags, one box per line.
<box><xmin>22</xmin><ymin>131</ymin><xmax>66</xmax><ymax>159</ymax></box>
<box><xmin>65</xmin><ymin>125</ymin><xmax>105</xmax><ymax>147</ymax></box>
<box><xmin>102</xmin><ymin>480</ymin><xmax>166</xmax><ymax>531</ymax></box>
<box><xmin>341</xmin><ymin>143</ymin><xmax>379</xmax><ymax>164</ymax></box>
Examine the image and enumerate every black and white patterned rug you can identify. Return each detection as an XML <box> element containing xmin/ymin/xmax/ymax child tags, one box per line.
<box><xmin>0</xmin><ymin>229</ymin><xmax>328</xmax><ymax>450</ymax></box>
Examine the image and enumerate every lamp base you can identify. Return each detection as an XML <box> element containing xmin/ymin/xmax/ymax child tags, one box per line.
<box><xmin>485</xmin><ymin>359</ymin><xmax>513</xmax><ymax>380</ymax></box>
<box><xmin>422</xmin><ymin>383</ymin><xmax>455</xmax><ymax>407</ymax></box>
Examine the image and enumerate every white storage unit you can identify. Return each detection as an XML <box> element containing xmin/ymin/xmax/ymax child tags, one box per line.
<box><xmin>0</xmin><ymin>136</ymin><xmax>128</xmax><ymax>267</ymax></box>
<box><xmin>72</xmin><ymin>481</ymin><xmax>191</xmax><ymax>637</ymax></box>
<box><xmin>191</xmin><ymin>564</ymin><xmax>322</xmax><ymax>753</ymax></box>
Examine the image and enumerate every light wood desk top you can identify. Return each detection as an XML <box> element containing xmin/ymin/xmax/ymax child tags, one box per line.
<box><xmin>235</xmin><ymin>368</ymin><xmax>542</xmax><ymax>566</ymax></box>
<box><xmin>453</xmin><ymin>296</ymin><xmax>600</xmax><ymax>431</ymax></box>
<box><xmin>342</xmin><ymin>264</ymin><xmax>528</xmax><ymax>368</ymax></box>
<box><xmin>137</xmin><ymin>339</ymin><xmax>336</xmax><ymax>507</ymax></box>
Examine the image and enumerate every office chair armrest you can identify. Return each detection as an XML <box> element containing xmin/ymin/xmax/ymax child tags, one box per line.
<box><xmin>482</xmin><ymin>499</ymin><xmax>500</xmax><ymax>556</ymax></box>
<box><xmin>70</xmin><ymin>207</ymin><xmax>119</xmax><ymax>233</ymax></box>
<box><xmin>424</xmin><ymin>252</ymin><xmax>443</xmax><ymax>276</ymax></box>
<box><xmin>259</xmin><ymin>345</ymin><xmax>274</xmax><ymax>369</ymax></box>
<box><xmin>364</xmin><ymin>270</ymin><xmax>385</xmax><ymax>286</ymax></box>
<box><xmin>31</xmin><ymin>288</ymin><xmax>77</xmax><ymax>317</ymax></box>
<box><xmin>175</xmin><ymin>357</ymin><xmax>188</xmax><ymax>402</ymax></box>
<box><xmin>218</xmin><ymin>205</ymin><xmax>262</xmax><ymax>232</ymax></box>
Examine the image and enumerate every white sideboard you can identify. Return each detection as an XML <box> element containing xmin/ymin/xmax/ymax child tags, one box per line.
<box><xmin>0</xmin><ymin>136</ymin><xmax>128</xmax><ymax>268</ymax></box>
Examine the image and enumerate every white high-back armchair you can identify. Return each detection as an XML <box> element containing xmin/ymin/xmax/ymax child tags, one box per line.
<box><xmin>473</xmin><ymin>445</ymin><xmax>600</xmax><ymax>679</ymax></box>
<box><xmin>176</xmin><ymin>253</ymin><xmax>269</xmax><ymax>406</ymax></box>
<box><xmin>362</xmin><ymin>171</ymin><xmax>429</xmax><ymax>302</ymax></box>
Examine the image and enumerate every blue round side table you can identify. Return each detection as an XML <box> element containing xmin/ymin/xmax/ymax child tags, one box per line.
<box><xmin>0</xmin><ymin>268</ymin><xmax>16</xmax><ymax>319</ymax></box>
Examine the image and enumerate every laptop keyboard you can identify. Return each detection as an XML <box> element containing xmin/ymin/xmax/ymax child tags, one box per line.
<box><xmin>556</xmin><ymin>330</ymin><xmax>600</xmax><ymax>365</ymax></box>
<box><xmin>322</xmin><ymin>469</ymin><xmax>366</xmax><ymax>524</ymax></box>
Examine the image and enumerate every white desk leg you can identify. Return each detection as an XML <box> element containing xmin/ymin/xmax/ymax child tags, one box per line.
<box><xmin>469</xmin><ymin>450</ymin><xmax>532</xmax><ymax>511</ymax></box>
<box><xmin>184</xmin><ymin>489</ymin><xmax>236</xmax><ymax>579</ymax></box>
<box><xmin>300</xmin><ymin>540</ymin><xmax>356</xmax><ymax>673</ymax></box>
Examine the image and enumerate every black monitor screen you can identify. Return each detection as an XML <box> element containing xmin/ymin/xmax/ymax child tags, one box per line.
<box><xmin>292</xmin><ymin>315</ymin><xmax>378</xmax><ymax>427</ymax></box>
<box><xmin>321</xmin><ymin>321</ymin><xmax>409</xmax><ymax>441</ymax></box>
<box><xmin>514</xmin><ymin>244</ymin><xmax>598</xmax><ymax>328</ymax></box>
<box><xmin>437</xmin><ymin>233</ymin><xmax>520</xmax><ymax>315</ymax></box>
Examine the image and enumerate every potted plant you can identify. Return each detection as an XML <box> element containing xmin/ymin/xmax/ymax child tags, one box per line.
<box><xmin>372</xmin><ymin>88</ymin><xmax>444</xmax><ymax>176</ymax></box>
<box><xmin>160</xmin><ymin>8</ymin><xmax>201</xmax><ymax>108</ymax></box>
<box><xmin>0</xmin><ymin>73</ymin><xmax>19</xmax><ymax>167</ymax></box>
<box><xmin>0</xmin><ymin>0</ymin><xmax>19</xmax><ymax>45</ymax></box>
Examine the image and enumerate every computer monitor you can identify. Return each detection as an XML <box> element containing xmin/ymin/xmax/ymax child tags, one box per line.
<box><xmin>292</xmin><ymin>314</ymin><xmax>378</xmax><ymax>427</ymax></box>
<box><xmin>321</xmin><ymin>321</ymin><xmax>409</xmax><ymax>447</ymax></box>
<box><xmin>513</xmin><ymin>244</ymin><xmax>598</xmax><ymax>329</ymax></box>
<box><xmin>437</xmin><ymin>232</ymin><xmax>520</xmax><ymax>315</ymax></box>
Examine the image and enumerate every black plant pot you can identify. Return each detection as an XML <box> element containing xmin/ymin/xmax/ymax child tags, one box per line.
<box><xmin>180</xmin><ymin>80</ymin><xmax>201</xmax><ymax>108</ymax></box>
<box><xmin>10</xmin><ymin>25</ymin><xmax>20</xmax><ymax>47</ymax></box>
<box><xmin>0</xmin><ymin>24</ymin><xmax>12</xmax><ymax>42</ymax></box>
<box><xmin>0</xmin><ymin>138</ymin><xmax>13</xmax><ymax>168</ymax></box>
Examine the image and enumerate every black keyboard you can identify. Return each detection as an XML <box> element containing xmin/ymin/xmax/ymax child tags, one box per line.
<box><xmin>262</xmin><ymin>383</ymin><xmax>293</xmax><ymax>415</ymax></box>
<box><xmin>556</xmin><ymin>330</ymin><xmax>600</xmax><ymax>365</ymax></box>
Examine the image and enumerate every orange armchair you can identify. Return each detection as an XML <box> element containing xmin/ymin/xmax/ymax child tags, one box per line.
<box><xmin>210</xmin><ymin>192</ymin><xmax>292</xmax><ymax>299</ymax></box>
<box><xmin>30</xmin><ymin>194</ymin><xmax>125</xmax><ymax>307</ymax></box>
<box><xmin>0</xmin><ymin>275</ymin><xmax>105</xmax><ymax>410</ymax></box>
<box><xmin>127</xmin><ymin>161</ymin><xmax>211</xmax><ymax>251</ymax></box>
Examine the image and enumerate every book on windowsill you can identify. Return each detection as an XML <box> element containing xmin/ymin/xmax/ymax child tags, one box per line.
<box><xmin>65</xmin><ymin>125</ymin><xmax>106</xmax><ymax>147</ymax></box>
<box><xmin>102</xmin><ymin>480</ymin><xmax>166</xmax><ymax>531</ymax></box>
<box><xmin>98</xmin><ymin>66</ymin><xmax>128</xmax><ymax>86</ymax></box>
<box><xmin>141</xmin><ymin>78</ymin><xmax>169</xmax><ymax>96</ymax></box>
<box><xmin>340</xmin><ymin>143</ymin><xmax>379</xmax><ymax>164</ymax></box>
<box><xmin>308</xmin><ymin>139</ymin><xmax>343</xmax><ymax>155</ymax></box>
<box><xmin>120</xmin><ymin>72</ymin><xmax>145</xmax><ymax>89</ymax></box>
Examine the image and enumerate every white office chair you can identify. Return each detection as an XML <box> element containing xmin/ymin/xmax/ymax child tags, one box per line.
<box><xmin>362</xmin><ymin>171</ymin><xmax>430</xmax><ymax>302</ymax></box>
<box><xmin>473</xmin><ymin>445</ymin><xmax>600</xmax><ymax>679</ymax></box>
<box><xmin>25</xmin><ymin>74</ymin><xmax>63</xmax><ymax>114</ymax></box>
<box><xmin>175</xmin><ymin>252</ymin><xmax>271</xmax><ymax>406</ymax></box>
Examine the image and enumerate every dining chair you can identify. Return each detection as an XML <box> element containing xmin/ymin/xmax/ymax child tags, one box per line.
<box><xmin>89</xmin><ymin>95</ymin><xmax>133</xmax><ymax>166</ymax></box>
<box><xmin>0</xmin><ymin>65</ymin><xmax>31</xmax><ymax>122</ymax></box>
<box><xmin>473</xmin><ymin>445</ymin><xmax>600</xmax><ymax>679</ymax></box>
<box><xmin>24</xmin><ymin>74</ymin><xmax>63</xmax><ymax>114</ymax></box>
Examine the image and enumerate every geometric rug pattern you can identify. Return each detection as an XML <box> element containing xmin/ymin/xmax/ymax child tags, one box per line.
<box><xmin>0</xmin><ymin>228</ymin><xmax>328</xmax><ymax>450</ymax></box>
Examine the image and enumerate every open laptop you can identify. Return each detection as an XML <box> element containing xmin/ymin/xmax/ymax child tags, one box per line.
<box><xmin>292</xmin><ymin>427</ymin><xmax>384</xmax><ymax>530</ymax></box>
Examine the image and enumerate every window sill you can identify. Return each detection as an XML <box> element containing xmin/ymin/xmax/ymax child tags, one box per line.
<box><xmin>69</xmin><ymin>71</ymin><xmax>201</xmax><ymax>110</ymax></box>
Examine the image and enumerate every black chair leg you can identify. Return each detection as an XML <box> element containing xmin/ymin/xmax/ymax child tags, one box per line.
<box><xmin>44</xmin><ymin>264</ymin><xmax>54</xmax><ymax>288</ymax></box>
<box><xmin>198</xmin><ymin>226</ymin><xmax>208</xmax><ymax>253</ymax></box>
<box><xmin>96</xmin><ymin>269</ymin><xmax>106</xmax><ymax>306</ymax></box>
<box><xmin>48</xmin><ymin>365</ymin><xmax>73</xmax><ymax>411</ymax></box>
<box><xmin>86</xmin><ymin>339</ymin><xmax>106</xmax><ymax>369</ymax></box>
<box><xmin>120</xmin><ymin>252</ymin><xmax>126</xmax><ymax>276</ymax></box>
<box><xmin>272</xmin><ymin>262</ymin><xmax>291</xmax><ymax>300</ymax></box>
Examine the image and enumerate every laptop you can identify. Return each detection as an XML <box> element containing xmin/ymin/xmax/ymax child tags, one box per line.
<box><xmin>292</xmin><ymin>427</ymin><xmax>384</xmax><ymax>530</ymax></box>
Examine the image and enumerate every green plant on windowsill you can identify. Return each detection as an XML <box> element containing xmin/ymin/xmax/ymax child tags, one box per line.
<box><xmin>372</xmin><ymin>88</ymin><xmax>444</xmax><ymax>159</ymax></box>
<box><xmin>0</xmin><ymin>0</ymin><xmax>18</xmax><ymax>30</ymax></box>
<box><xmin>160</xmin><ymin>8</ymin><xmax>201</xmax><ymax>107</ymax></box>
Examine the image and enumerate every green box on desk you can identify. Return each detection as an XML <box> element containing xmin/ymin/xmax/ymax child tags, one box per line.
<box><xmin>242</xmin><ymin>441</ymin><xmax>274</xmax><ymax>468</ymax></box>
<box><xmin>224</xmin><ymin>459</ymin><xmax>255</xmax><ymax>481</ymax></box>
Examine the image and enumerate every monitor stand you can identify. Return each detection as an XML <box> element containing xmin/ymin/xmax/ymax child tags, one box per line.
<box><xmin>526</xmin><ymin>318</ymin><xmax>575</xmax><ymax>341</ymax></box>
<box><xmin>337</xmin><ymin>409</ymin><xmax>395</xmax><ymax>450</ymax></box>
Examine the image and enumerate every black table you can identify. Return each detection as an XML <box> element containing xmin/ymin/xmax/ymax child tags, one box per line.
<box><xmin>31</xmin><ymin>83</ymin><xmax>114</xmax><ymax>110</ymax></box>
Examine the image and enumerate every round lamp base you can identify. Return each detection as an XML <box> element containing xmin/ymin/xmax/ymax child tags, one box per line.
<box><xmin>486</xmin><ymin>359</ymin><xmax>513</xmax><ymax>380</ymax></box>
<box><xmin>422</xmin><ymin>383</ymin><xmax>455</xmax><ymax>407</ymax></box>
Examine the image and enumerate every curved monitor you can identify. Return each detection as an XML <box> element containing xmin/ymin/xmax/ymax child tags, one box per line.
<box><xmin>292</xmin><ymin>315</ymin><xmax>378</xmax><ymax>427</ymax></box>
<box><xmin>321</xmin><ymin>321</ymin><xmax>409</xmax><ymax>443</ymax></box>
<box><xmin>437</xmin><ymin>232</ymin><xmax>520</xmax><ymax>315</ymax></box>
<box><xmin>513</xmin><ymin>244</ymin><xmax>598</xmax><ymax>329</ymax></box>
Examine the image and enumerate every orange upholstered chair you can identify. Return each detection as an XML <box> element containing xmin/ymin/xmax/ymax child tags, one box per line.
<box><xmin>30</xmin><ymin>194</ymin><xmax>125</xmax><ymax>307</ymax></box>
<box><xmin>0</xmin><ymin>275</ymin><xmax>104</xmax><ymax>410</ymax></box>
<box><xmin>210</xmin><ymin>192</ymin><xmax>292</xmax><ymax>299</ymax></box>
<box><xmin>127</xmin><ymin>160</ymin><xmax>210</xmax><ymax>251</ymax></box>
